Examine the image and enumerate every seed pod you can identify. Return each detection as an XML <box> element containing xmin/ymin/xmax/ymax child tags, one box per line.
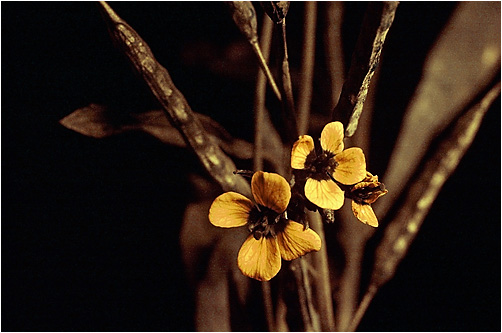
<box><xmin>371</xmin><ymin>83</ymin><xmax>501</xmax><ymax>288</ymax></box>
<box><xmin>227</xmin><ymin>1</ymin><xmax>258</xmax><ymax>43</ymax></box>
<box><xmin>98</xmin><ymin>1</ymin><xmax>252</xmax><ymax>198</ymax></box>
<box><xmin>260</xmin><ymin>1</ymin><xmax>290</xmax><ymax>24</ymax></box>
<box><xmin>227</xmin><ymin>1</ymin><xmax>282</xmax><ymax>101</ymax></box>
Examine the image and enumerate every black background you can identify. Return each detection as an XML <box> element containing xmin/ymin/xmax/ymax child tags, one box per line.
<box><xmin>2</xmin><ymin>2</ymin><xmax>500</xmax><ymax>331</ymax></box>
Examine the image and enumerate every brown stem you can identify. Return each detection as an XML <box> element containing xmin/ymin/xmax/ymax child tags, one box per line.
<box><xmin>332</xmin><ymin>2</ymin><xmax>399</xmax><ymax>137</ymax></box>
<box><xmin>276</xmin><ymin>18</ymin><xmax>298</xmax><ymax>142</ymax></box>
<box><xmin>345</xmin><ymin>284</ymin><xmax>378</xmax><ymax>332</ymax></box>
<box><xmin>261</xmin><ymin>281</ymin><xmax>276</xmax><ymax>332</ymax></box>
<box><xmin>297</xmin><ymin>1</ymin><xmax>317</xmax><ymax>135</ymax></box>
<box><xmin>291</xmin><ymin>260</ymin><xmax>314</xmax><ymax>331</ymax></box>
<box><xmin>253</xmin><ymin>15</ymin><xmax>277</xmax><ymax>332</ymax></box>
<box><xmin>251</xmin><ymin>42</ymin><xmax>283</xmax><ymax>102</ymax></box>
<box><xmin>323</xmin><ymin>1</ymin><xmax>345</xmax><ymax>110</ymax></box>
<box><xmin>254</xmin><ymin>15</ymin><xmax>274</xmax><ymax>172</ymax></box>
<box><xmin>280</xmin><ymin>20</ymin><xmax>296</xmax><ymax>120</ymax></box>
<box><xmin>333</xmin><ymin>63</ymin><xmax>380</xmax><ymax>331</ymax></box>
<box><xmin>300</xmin><ymin>257</ymin><xmax>321</xmax><ymax>331</ymax></box>
<box><xmin>308</xmin><ymin>211</ymin><xmax>336</xmax><ymax>331</ymax></box>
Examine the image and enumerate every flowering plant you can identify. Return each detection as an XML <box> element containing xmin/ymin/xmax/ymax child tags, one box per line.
<box><xmin>58</xmin><ymin>1</ymin><xmax>500</xmax><ymax>331</ymax></box>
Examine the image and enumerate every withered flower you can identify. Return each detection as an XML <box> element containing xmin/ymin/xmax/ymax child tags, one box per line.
<box><xmin>348</xmin><ymin>172</ymin><xmax>388</xmax><ymax>227</ymax></box>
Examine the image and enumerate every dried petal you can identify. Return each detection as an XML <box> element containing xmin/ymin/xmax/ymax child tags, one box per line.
<box><xmin>351</xmin><ymin>201</ymin><xmax>378</xmax><ymax>227</ymax></box>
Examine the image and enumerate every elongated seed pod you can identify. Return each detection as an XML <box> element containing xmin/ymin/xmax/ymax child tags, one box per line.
<box><xmin>260</xmin><ymin>1</ymin><xmax>290</xmax><ymax>24</ymax></box>
<box><xmin>98</xmin><ymin>1</ymin><xmax>251</xmax><ymax>198</ymax></box>
<box><xmin>227</xmin><ymin>1</ymin><xmax>282</xmax><ymax>102</ymax></box>
<box><xmin>333</xmin><ymin>2</ymin><xmax>399</xmax><ymax>137</ymax></box>
<box><xmin>371</xmin><ymin>83</ymin><xmax>501</xmax><ymax>288</ymax></box>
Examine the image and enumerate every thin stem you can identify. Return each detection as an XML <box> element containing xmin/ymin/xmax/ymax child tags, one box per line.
<box><xmin>291</xmin><ymin>260</ymin><xmax>314</xmax><ymax>331</ymax></box>
<box><xmin>261</xmin><ymin>281</ymin><xmax>276</xmax><ymax>332</ymax></box>
<box><xmin>371</xmin><ymin>82</ymin><xmax>501</xmax><ymax>289</ymax></box>
<box><xmin>253</xmin><ymin>15</ymin><xmax>274</xmax><ymax>172</ymax></box>
<box><xmin>300</xmin><ymin>257</ymin><xmax>320</xmax><ymax>331</ymax></box>
<box><xmin>280</xmin><ymin>20</ymin><xmax>296</xmax><ymax>119</ymax></box>
<box><xmin>276</xmin><ymin>18</ymin><xmax>298</xmax><ymax>141</ymax></box>
<box><xmin>308</xmin><ymin>211</ymin><xmax>336</xmax><ymax>331</ymax></box>
<box><xmin>253</xmin><ymin>15</ymin><xmax>276</xmax><ymax>333</ymax></box>
<box><xmin>297</xmin><ymin>1</ymin><xmax>317</xmax><ymax>135</ymax></box>
<box><xmin>324</xmin><ymin>1</ymin><xmax>345</xmax><ymax>110</ymax></box>
<box><xmin>251</xmin><ymin>42</ymin><xmax>282</xmax><ymax>102</ymax></box>
<box><xmin>346</xmin><ymin>284</ymin><xmax>378</xmax><ymax>332</ymax></box>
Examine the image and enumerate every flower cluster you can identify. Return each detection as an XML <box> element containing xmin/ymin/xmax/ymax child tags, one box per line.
<box><xmin>291</xmin><ymin>121</ymin><xmax>386</xmax><ymax>226</ymax></box>
<box><xmin>208</xmin><ymin>121</ymin><xmax>386</xmax><ymax>281</ymax></box>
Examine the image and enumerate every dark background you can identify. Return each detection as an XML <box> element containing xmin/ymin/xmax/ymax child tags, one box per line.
<box><xmin>2</xmin><ymin>2</ymin><xmax>500</xmax><ymax>331</ymax></box>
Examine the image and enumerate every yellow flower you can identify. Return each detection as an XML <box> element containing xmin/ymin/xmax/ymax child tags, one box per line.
<box><xmin>291</xmin><ymin>121</ymin><xmax>366</xmax><ymax>210</ymax></box>
<box><xmin>208</xmin><ymin>171</ymin><xmax>321</xmax><ymax>281</ymax></box>
<box><xmin>349</xmin><ymin>172</ymin><xmax>388</xmax><ymax>227</ymax></box>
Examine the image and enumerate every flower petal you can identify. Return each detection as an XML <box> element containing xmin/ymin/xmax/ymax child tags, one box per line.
<box><xmin>277</xmin><ymin>221</ymin><xmax>321</xmax><ymax>261</ymax></box>
<box><xmin>209</xmin><ymin>192</ymin><xmax>253</xmax><ymax>228</ymax></box>
<box><xmin>251</xmin><ymin>171</ymin><xmax>291</xmax><ymax>213</ymax></box>
<box><xmin>351</xmin><ymin>201</ymin><xmax>378</xmax><ymax>227</ymax></box>
<box><xmin>320</xmin><ymin>121</ymin><xmax>344</xmax><ymax>154</ymax></box>
<box><xmin>237</xmin><ymin>235</ymin><xmax>282</xmax><ymax>281</ymax></box>
<box><xmin>304</xmin><ymin>178</ymin><xmax>344</xmax><ymax>210</ymax></box>
<box><xmin>291</xmin><ymin>135</ymin><xmax>315</xmax><ymax>169</ymax></box>
<box><xmin>333</xmin><ymin>147</ymin><xmax>367</xmax><ymax>185</ymax></box>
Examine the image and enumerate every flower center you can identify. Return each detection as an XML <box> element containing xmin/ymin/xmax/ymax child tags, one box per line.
<box><xmin>247</xmin><ymin>205</ymin><xmax>283</xmax><ymax>240</ymax></box>
<box><xmin>304</xmin><ymin>150</ymin><xmax>337</xmax><ymax>181</ymax></box>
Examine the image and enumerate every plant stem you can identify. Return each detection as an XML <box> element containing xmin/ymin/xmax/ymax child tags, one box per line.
<box><xmin>261</xmin><ymin>281</ymin><xmax>276</xmax><ymax>331</ymax></box>
<box><xmin>280</xmin><ymin>20</ymin><xmax>296</xmax><ymax>120</ymax></box>
<box><xmin>297</xmin><ymin>1</ymin><xmax>317</xmax><ymax>135</ymax></box>
<box><xmin>308</xmin><ymin>211</ymin><xmax>336</xmax><ymax>331</ymax></box>
<box><xmin>276</xmin><ymin>18</ymin><xmax>298</xmax><ymax>141</ymax></box>
<box><xmin>291</xmin><ymin>260</ymin><xmax>314</xmax><ymax>331</ymax></box>
<box><xmin>323</xmin><ymin>1</ymin><xmax>345</xmax><ymax>110</ymax></box>
<box><xmin>253</xmin><ymin>14</ymin><xmax>277</xmax><ymax>333</ymax></box>
<box><xmin>346</xmin><ymin>284</ymin><xmax>378</xmax><ymax>332</ymax></box>
<box><xmin>251</xmin><ymin>42</ymin><xmax>283</xmax><ymax>102</ymax></box>
<box><xmin>254</xmin><ymin>15</ymin><xmax>274</xmax><ymax>172</ymax></box>
<box><xmin>300</xmin><ymin>257</ymin><xmax>321</xmax><ymax>331</ymax></box>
